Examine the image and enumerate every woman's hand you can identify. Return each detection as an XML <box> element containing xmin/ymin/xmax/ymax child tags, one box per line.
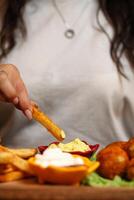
<box><xmin>0</xmin><ymin>64</ymin><xmax>32</xmax><ymax>120</ymax></box>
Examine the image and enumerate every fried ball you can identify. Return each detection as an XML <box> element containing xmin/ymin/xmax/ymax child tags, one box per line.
<box><xmin>127</xmin><ymin>158</ymin><xmax>134</xmax><ymax>180</ymax></box>
<box><xmin>126</xmin><ymin>138</ymin><xmax>134</xmax><ymax>159</ymax></box>
<box><xmin>106</xmin><ymin>141</ymin><xmax>128</xmax><ymax>151</ymax></box>
<box><xmin>97</xmin><ymin>146</ymin><xmax>129</xmax><ymax>179</ymax></box>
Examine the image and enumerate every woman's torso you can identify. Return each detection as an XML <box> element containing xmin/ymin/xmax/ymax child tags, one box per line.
<box><xmin>1</xmin><ymin>0</ymin><xmax>134</xmax><ymax>147</ymax></box>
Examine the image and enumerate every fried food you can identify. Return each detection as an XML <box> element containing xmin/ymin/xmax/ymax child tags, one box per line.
<box><xmin>0</xmin><ymin>164</ymin><xmax>16</xmax><ymax>174</ymax></box>
<box><xmin>0</xmin><ymin>164</ymin><xmax>7</xmax><ymax>171</ymax></box>
<box><xmin>0</xmin><ymin>145</ymin><xmax>37</xmax><ymax>159</ymax></box>
<box><xmin>32</xmin><ymin>105</ymin><xmax>65</xmax><ymax>141</ymax></box>
<box><xmin>126</xmin><ymin>138</ymin><xmax>134</xmax><ymax>159</ymax></box>
<box><xmin>127</xmin><ymin>158</ymin><xmax>134</xmax><ymax>180</ymax></box>
<box><xmin>106</xmin><ymin>141</ymin><xmax>128</xmax><ymax>151</ymax></box>
<box><xmin>0</xmin><ymin>152</ymin><xmax>34</xmax><ymax>175</ymax></box>
<box><xmin>97</xmin><ymin>146</ymin><xmax>129</xmax><ymax>179</ymax></box>
<box><xmin>0</xmin><ymin>171</ymin><xmax>29</xmax><ymax>182</ymax></box>
<box><xmin>0</xmin><ymin>145</ymin><xmax>37</xmax><ymax>182</ymax></box>
<box><xmin>0</xmin><ymin>152</ymin><xmax>12</xmax><ymax>164</ymax></box>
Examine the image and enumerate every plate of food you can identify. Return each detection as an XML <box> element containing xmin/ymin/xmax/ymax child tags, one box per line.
<box><xmin>0</xmin><ymin>139</ymin><xmax>100</xmax><ymax>185</ymax></box>
<box><xmin>1</xmin><ymin>136</ymin><xmax>134</xmax><ymax>187</ymax></box>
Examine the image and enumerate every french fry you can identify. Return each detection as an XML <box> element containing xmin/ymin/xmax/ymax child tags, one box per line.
<box><xmin>8</xmin><ymin>148</ymin><xmax>37</xmax><ymax>159</ymax></box>
<box><xmin>32</xmin><ymin>105</ymin><xmax>66</xmax><ymax>141</ymax></box>
<box><xmin>0</xmin><ymin>164</ymin><xmax>7</xmax><ymax>171</ymax></box>
<box><xmin>0</xmin><ymin>146</ymin><xmax>5</xmax><ymax>151</ymax></box>
<box><xmin>0</xmin><ymin>145</ymin><xmax>36</xmax><ymax>183</ymax></box>
<box><xmin>0</xmin><ymin>171</ymin><xmax>29</xmax><ymax>182</ymax></box>
<box><xmin>0</xmin><ymin>164</ymin><xmax>16</xmax><ymax>174</ymax></box>
<box><xmin>0</xmin><ymin>145</ymin><xmax>37</xmax><ymax>159</ymax></box>
<box><xmin>0</xmin><ymin>152</ymin><xmax>34</xmax><ymax>175</ymax></box>
<box><xmin>0</xmin><ymin>152</ymin><xmax>12</xmax><ymax>164</ymax></box>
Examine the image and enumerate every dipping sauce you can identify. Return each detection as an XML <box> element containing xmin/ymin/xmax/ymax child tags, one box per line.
<box><xmin>35</xmin><ymin>148</ymin><xmax>84</xmax><ymax>168</ymax></box>
<box><xmin>48</xmin><ymin>138</ymin><xmax>90</xmax><ymax>153</ymax></box>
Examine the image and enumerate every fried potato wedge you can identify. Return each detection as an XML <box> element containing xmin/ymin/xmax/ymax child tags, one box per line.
<box><xmin>0</xmin><ymin>152</ymin><xmax>34</xmax><ymax>175</ymax></box>
<box><xmin>0</xmin><ymin>145</ymin><xmax>37</xmax><ymax>159</ymax></box>
<box><xmin>0</xmin><ymin>171</ymin><xmax>29</xmax><ymax>182</ymax></box>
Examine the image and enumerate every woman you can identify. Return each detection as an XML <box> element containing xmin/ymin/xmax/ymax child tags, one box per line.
<box><xmin>0</xmin><ymin>0</ymin><xmax>134</xmax><ymax>147</ymax></box>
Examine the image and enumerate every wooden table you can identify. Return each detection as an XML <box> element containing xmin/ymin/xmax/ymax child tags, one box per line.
<box><xmin>0</xmin><ymin>178</ymin><xmax>134</xmax><ymax>200</ymax></box>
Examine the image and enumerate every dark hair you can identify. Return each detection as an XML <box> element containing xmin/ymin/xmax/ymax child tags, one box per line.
<box><xmin>0</xmin><ymin>0</ymin><xmax>29</xmax><ymax>60</ymax></box>
<box><xmin>98</xmin><ymin>0</ymin><xmax>134</xmax><ymax>76</ymax></box>
<box><xmin>0</xmin><ymin>0</ymin><xmax>134</xmax><ymax>76</ymax></box>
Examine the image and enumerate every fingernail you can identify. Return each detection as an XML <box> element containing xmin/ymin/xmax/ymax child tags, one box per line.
<box><xmin>25</xmin><ymin>109</ymin><xmax>32</xmax><ymax>120</ymax></box>
<box><xmin>13</xmin><ymin>97</ymin><xmax>19</xmax><ymax>105</ymax></box>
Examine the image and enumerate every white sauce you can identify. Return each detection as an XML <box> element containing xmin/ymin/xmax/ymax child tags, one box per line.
<box><xmin>35</xmin><ymin>148</ymin><xmax>84</xmax><ymax>167</ymax></box>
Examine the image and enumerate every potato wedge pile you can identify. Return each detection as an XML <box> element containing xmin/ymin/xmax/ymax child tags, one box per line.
<box><xmin>0</xmin><ymin>145</ymin><xmax>37</xmax><ymax>182</ymax></box>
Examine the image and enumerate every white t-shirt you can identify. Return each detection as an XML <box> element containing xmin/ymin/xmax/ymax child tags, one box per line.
<box><xmin>0</xmin><ymin>0</ymin><xmax>134</xmax><ymax>147</ymax></box>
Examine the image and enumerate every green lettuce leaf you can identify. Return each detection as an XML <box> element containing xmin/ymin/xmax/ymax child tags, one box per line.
<box><xmin>82</xmin><ymin>172</ymin><xmax>134</xmax><ymax>187</ymax></box>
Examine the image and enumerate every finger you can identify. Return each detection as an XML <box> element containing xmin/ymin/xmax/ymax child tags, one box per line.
<box><xmin>18</xmin><ymin>92</ymin><xmax>32</xmax><ymax>119</ymax></box>
<box><xmin>15</xmin><ymin>79</ymin><xmax>32</xmax><ymax>120</ymax></box>
<box><xmin>12</xmin><ymin>97</ymin><xmax>19</xmax><ymax>105</ymax></box>
<box><xmin>15</xmin><ymin>79</ymin><xmax>32</xmax><ymax>110</ymax></box>
<box><xmin>0</xmin><ymin>71</ymin><xmax>17</xmax><ymax>101</ymax></box>
<box><xmin>0</xmin><ymin>69</ymin><xmax>32</xmax><ymax>120</ymax></box>
<box><xmin>0</xmin><ymin>85</ymin><xmax>19</xmax><ymax>107</ymax></box>
<box><xmin>23</xmin><ymin>109</ymin><xmax>33</xmax><ymax>120</ymax></box>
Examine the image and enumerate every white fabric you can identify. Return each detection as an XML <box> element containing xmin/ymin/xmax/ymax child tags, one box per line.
<box><xmin>1</xmin><ymin>0</ymin><xmax>134</xmax><ymax>147</ymax></box>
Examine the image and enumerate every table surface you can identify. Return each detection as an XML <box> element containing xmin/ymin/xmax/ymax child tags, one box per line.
<box><xmin>0</xmin><ymin>178</ymin><xmax>134</xmax><ymax>200</ymax></box>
